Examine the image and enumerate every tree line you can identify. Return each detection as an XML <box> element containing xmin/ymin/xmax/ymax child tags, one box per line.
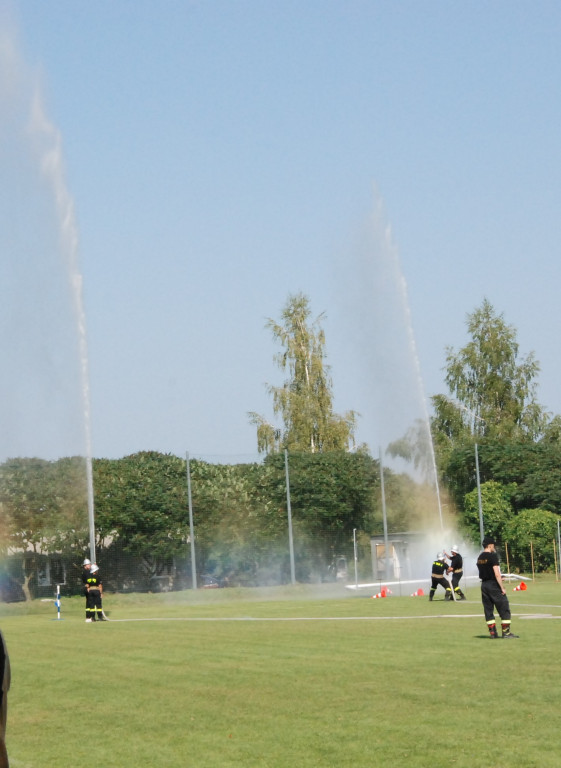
<box><xmin>1</xmin><ymin>294</ymin><xmax>560</xmax><ymax>597</ymax></box>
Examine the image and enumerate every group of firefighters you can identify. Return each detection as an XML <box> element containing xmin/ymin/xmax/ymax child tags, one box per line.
<box><xmin>429</xmin><ymin>545</ymin><xmax>466</xmax><ymax>602</ymax></box>
<box><xmin>81</xmin><ymin>559</ymin><xmax>107</xmax><ymax>622</ymax></box>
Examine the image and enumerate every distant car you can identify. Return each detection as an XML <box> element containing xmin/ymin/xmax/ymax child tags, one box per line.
<box><xmin>200</xmin><ymin>574</ymin><xmax>221</xmax><ymax>589</ymax></box>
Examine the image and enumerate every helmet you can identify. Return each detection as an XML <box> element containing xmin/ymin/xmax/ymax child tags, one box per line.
<box><xmin>451</xmin><ymin>545</ymin><xmax>459</xmax><ymax>554</ymax></box>
<box><xmin>90</xmin><ymin>564</ymin><xmax>99</xmax><ymax>574</ymax></box>
<box><xmin>83</xmin><ymin>558</ymin><xmax>91</xmax><ymax>566</ymax></box>
<box><xmin>437</xmin><ymin>552</ymin><xmax>445</xmax><ymax>560</ymax></box>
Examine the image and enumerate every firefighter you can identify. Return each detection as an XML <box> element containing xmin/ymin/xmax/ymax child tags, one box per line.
<box><xmin>85</xmin><ymin>564</ymin><xmax>106</xmax><ymax>622</ymax></box>
<box><xmin>0</xmin><ymin>628</ymin><xmax>10</xmax><ymax>768</ymax></box>
<box><xmin>429</xmin><ymin>552</ymin><xmax>452</xmax><ymax>601</ymax></box>
<box><xmin>81</xmin><ymin>558</ymin><xmax>91</xmax><ymax>595</ymax></box>
<box><xmin>447</xmin><ymin>545</ymin><xmax>466</xmax><ymax>600</ymax></box>
<box><xmin>476</xmin><ymin>537</ymin><xmax>518</xmax><ymax>639</ymax></box>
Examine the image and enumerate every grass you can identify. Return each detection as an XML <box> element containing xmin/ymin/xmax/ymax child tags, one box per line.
<box><xmin>2</xmin><ymin>578</ymin><xmax>561</xmax><ymax>767</ymax></box>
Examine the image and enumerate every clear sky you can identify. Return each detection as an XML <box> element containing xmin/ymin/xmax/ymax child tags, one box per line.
<box><xmin>2</xmin><ymin>1</ymin><xmax>561</xmax><ymax>462</ymax></box>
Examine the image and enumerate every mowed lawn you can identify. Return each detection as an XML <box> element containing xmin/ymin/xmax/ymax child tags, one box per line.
<box><xmin>2</xmin><ymin>580</ymin><xmax>561</xmax><ymax>768</ymax></box>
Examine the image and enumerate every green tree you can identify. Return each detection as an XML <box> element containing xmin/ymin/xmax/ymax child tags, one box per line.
<box><xmin>0</xmin><ymin>456</ymin><xmax>89</xmax><ymax>599</ymax></box>
<box><xmin>249</xmin><ymin>293</ymin><xmax>359</xmax><ymax>454</ymax></box>
<box><xmin>93</xmin><ymin>452</ymin><xmax>189</xmax><ymax>589</ymax></box>
<box><xmin>262</xmin><ymin>451</ymin><xmax>378</xmax><ymax>578</ymax></box>
<box><xmin>462</xmin><ymin>480</ymin><xmax>515</xmax><ymax>545</ymax></box>
<box><xmin>502</xmin><ymin>507</ymin><xmax>559</xmax><ymax>572</ymax></box>
<box><xmin>188</xmin><ymin>460</ymin><xmax>287</xmax><ymax>585</ymax></box>
<box><xmin>435</xmin><ymin>298</ymin><xmax>546</xmax><ymax>444</ymax></box>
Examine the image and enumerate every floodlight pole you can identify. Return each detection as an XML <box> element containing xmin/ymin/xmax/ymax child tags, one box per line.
<box><xmin>379</xmin><ymin>447</ymin><xmax>390</xmax><ymax>581</ymax></box>
<box><xmin>353</xmin><ymin>528</ymin><xmax>358</xmax><ymax>588</ymax></box>
<box><xmin>284</xmin><ymin>450</ymin><xmax>296</xmax><ymax>585</ymax></box>
<box><xmin>442</xmin><ymin>397</ymin><xmax>486</xmax><ymax>543</ymax></box>
<box><xmin>558</xmin><ymin>520</ymin><xmax>561</xmax><ymax>579</ymax></box>
<box><xmin>186</xmin><ymin>452</ymin><xmax>197</xmax><ymax>590</ymax></box>
<box><xmin>475</xmin><ymin>443</ymin><xmax>485</xmax><ymax>544</ymax></box>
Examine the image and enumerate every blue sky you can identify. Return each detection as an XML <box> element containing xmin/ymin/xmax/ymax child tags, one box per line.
<box><xmin>3</xmin><ymin>1</ymin><xmax>561</xmax><ymax>461</ymax></box>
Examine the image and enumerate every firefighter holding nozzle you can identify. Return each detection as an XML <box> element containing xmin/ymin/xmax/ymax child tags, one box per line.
<box><xmin>429</xmin><ymin>552</ymin><xmax>452</xmax><ymax>601</ymax></box>
<box><xmin>446</xmin><ymin>545</ymin><xmax>467</xmax><ymax>601</ymax></box>
<box><xmin>85</xmin><ymin>564</ymin><xmax>106</xmax><ymax>622</ymax></box>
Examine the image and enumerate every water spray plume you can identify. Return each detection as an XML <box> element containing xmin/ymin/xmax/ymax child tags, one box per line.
<box><xmin>29</xmin><ymin>87</ymin><xmax>96</xmax><ymax>561</ymax></box>
<box><xmin>336</xmin><ymin>193</ymin><xmax>443</xmax><ymax>538</ymax></box>
<box><xmin>0</xmin><ymin>24</ymin><xmax>96</xmax><ymax>559</ymax></box>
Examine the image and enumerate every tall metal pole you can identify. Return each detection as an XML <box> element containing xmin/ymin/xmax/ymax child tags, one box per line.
<box><xmin>557</xmin><ymin>520</ymin><xmax>561</xmax><ymax>579</ymax></box>
<box><xmin>475</xmin><ymin>443</ymin><xmax>484</xmax><ymax>545</ymax></box>
<box><xmin>186</xmin><ymin>452</ymin><xmax>197</xmax><ymax>590</ymax></box>
<box><xmin>284</xmin><ymin>449</ymin><xmax>296</xmax><ymax>585</ymax></box>
<box><xmin>353</xmin><ymin>528</ymin><xmax>358</xmax><ymax>588</ymax></box>
<box><xmin>379</xmin><ymin>447</ymin><xmax>390</xmax><ymax>581</ymax></box>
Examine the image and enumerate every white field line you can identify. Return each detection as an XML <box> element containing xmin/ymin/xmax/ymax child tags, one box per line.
<box><xmin>104</xmin><ymin>611</ymin><xmax>561</xmax><ymax>623</ymax></box>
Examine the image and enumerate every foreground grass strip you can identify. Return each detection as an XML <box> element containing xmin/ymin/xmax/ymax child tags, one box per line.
<box><xmin>2</xmin><ymin>581</ymin><xmax>561</xmax><ymax>767</ymax></box>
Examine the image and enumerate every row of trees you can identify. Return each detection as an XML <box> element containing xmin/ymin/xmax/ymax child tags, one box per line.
<box><xmin>1</xmin><ymin>294</ymin><xmax>560</xmax><ymax>598</ymax></box>
<box><xmin>0</xmin><ymin>450</ymin><xmax>389</xmax><ymax>594</ymax></box>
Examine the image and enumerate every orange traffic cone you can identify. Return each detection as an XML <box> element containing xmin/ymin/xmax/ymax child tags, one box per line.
<box><xmin>381</xmin><ymin>587</ymin><xmax>387</xmax><ymax>598</ymax></box>
<box><xmin>520</xmin><ymin>581</ymin><xmax>527</xmax><ymax>590</ymax></box>
<box><xmin>417</xmin><ymin>587</ymin><xmax>424</xmax><ymax>596</ymax></box>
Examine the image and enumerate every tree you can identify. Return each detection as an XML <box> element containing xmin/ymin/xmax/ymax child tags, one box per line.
<box><xmin>0</xmin><ymin>457</ymin><xmax>89</xmax><ymax>599</ymax></box>
<box><xmin>188</xmin><ymin>459</ymin><xmax>287</xmax><ymax>585</ymax></box>
<box><xmin>462</xmin><ymin>480</ymin><xmax>516</xmax><ymax>545</ymax></box>
<box><xmin>93</xmin><ymin>452</ymin><xmax>189</xmax><ymax>590</ymax></box>
<box><xmin>502</xmin><ymin>508</ymin><xmax>559</xmax><ymax>572</ymax></box>
<box><xmin>428</xmin><ymin>300</ymin><xmax>558</xmax><ymax>539</ymax></box>
<box><xmin>435</xmin><ymin>298</ymin><xmax>547</xmax><ymax>444</ymax></box>
<box><xmin>261</xmin><ymin>451</ymin><xmax>378</xmax><ymax>578</ymax></box>
<box><xmin>249</xmin><ymin>293</ymin><xmax>358</xmax><ymax>454</ymax></box>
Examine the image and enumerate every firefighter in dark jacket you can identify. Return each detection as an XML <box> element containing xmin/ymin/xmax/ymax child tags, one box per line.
<box><xmin>85</xmin><ymin>564</ymin><xmax>106</xmax><ymax>622</ymax></box>
<box><xmin>429</xmin><ymin>552</ymin><xmax>452</xmax><ymax>601</ymax></box>
<box><xmin>81</xmin><ymin>558</ymin><xmax>91</xmax><ymax>596</ymax></box>
<box><xmin>0</xmin><ymin>628</ymin><xmax>10</xmax><ymax>768</ymax></box>
<box><xmin>476</xmin><ymin>537</ymin><xmax>518</xmax><ymax>639</ymax></box>
<box><xmin>447</xmin><ymin>545</ymin><xmax>466</xmax><ymax>600</ymax></box>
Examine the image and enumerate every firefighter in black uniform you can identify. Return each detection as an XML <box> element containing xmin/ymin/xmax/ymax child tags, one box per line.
<box><xmin>85</xmin><ymin>564</ymin><xmax>106</xmax><ymax>622</ymax></box>
<box><xmin>0</xmin><ymin>628</ymin><xmax>10</xmax><ymax>768</ymax></box>
<box><xmin>476</xmin><ymin>537</ymin><xmax>518</xmax><ymax>639</ymax></box>
<box><xmin>81</xmin><ymin>558</ymin><xmax>91</xmax><ymax>594</ymax></box>
<box><xmin>446</xmin><ymin>545</ymin><xmax>466</xmax><ymax>600</ymax></box>
<box><xmin>82</xmin><ymin>558</ymin><xmax>92</xmax><ymax>621</ymax></box>
<box><xmin>429</xmin><ymin>552</ymin><xmax>452</xmax><ymax>601</ymax></box>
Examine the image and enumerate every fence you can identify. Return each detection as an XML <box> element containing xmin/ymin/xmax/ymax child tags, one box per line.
<box><xmin>501</xmin><ymin>539</ymin><xmax>561</xmax><ymax>580</ymax></box>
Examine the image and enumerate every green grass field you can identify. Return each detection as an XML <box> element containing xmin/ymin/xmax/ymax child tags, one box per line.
<box><xmin>1</xmin><ymin>578</ymin><xmax>560</xmax><ymax>768</ymax></box>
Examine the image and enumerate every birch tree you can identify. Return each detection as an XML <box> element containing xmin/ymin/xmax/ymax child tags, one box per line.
<box><xmin>249</xmin><ymin>293</ymin><xmax>358</xmax><ymax>454</ymax></box>
<box><xmin>435</xmin><ymin>298</ymin><xmax>547</xmax><ymax>443</ymax></box>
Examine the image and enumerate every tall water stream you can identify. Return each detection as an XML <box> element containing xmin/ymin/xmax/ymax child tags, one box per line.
<box><xmin>0</xmin><ymin>25</ymin><xmax>95</xmax><ymax>563</ymax></box>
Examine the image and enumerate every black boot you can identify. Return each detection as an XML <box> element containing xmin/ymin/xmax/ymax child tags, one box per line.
<box><xmin>488</xmin><ymin>623</ymin><xmax>498</xmax><ymax>639</ymax></box>
<box><xmin>502</xmin><ymin>623</ymin><xmax>519</xmax><ymax>638</ymax></box>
